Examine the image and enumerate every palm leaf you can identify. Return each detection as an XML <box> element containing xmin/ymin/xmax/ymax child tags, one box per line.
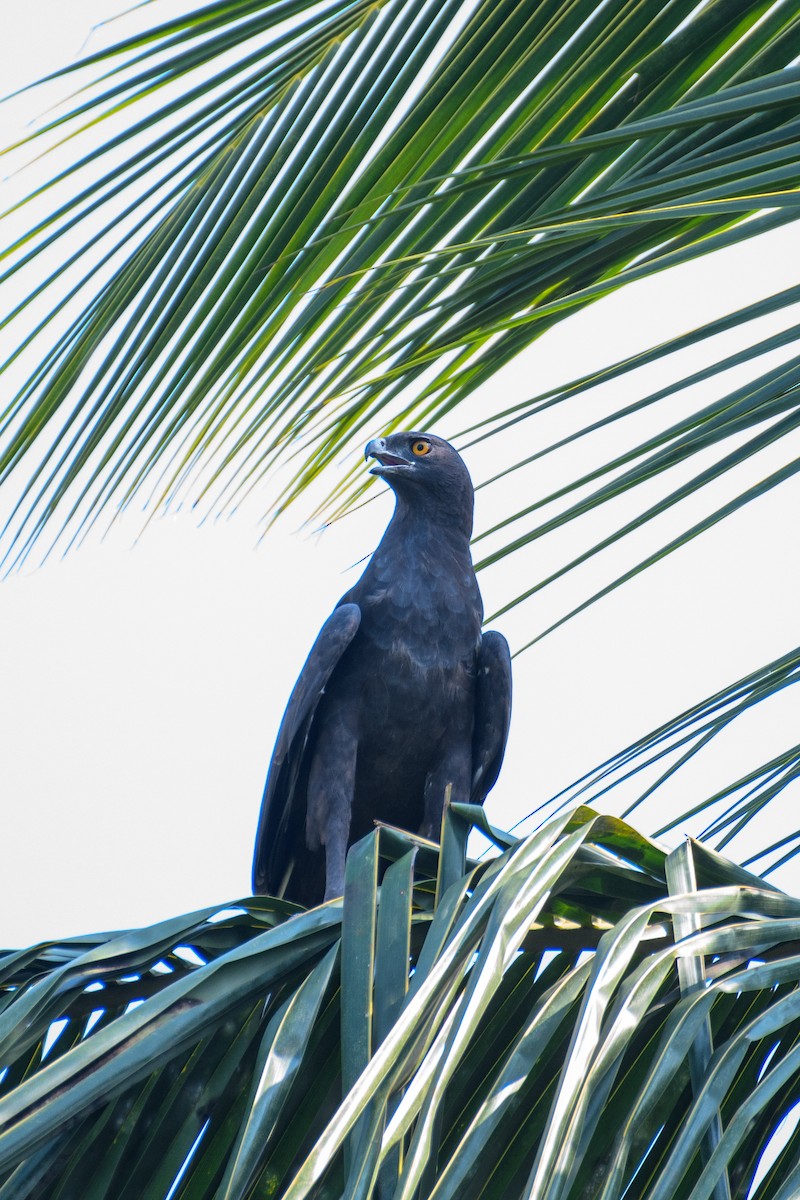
<box><xmin>3</xmin><ymin>808</ymin><xmax>800</xmax><ymax>1198</ymax></box>
<box><xmin>3</xmin><ymin>0</ymin><xmax>800</xmax><ymax>566</ymax></box>
<box><xmin>516</xmin><ymin>646</ymin><xmax>800</xmax><ymax>871</ymax></box>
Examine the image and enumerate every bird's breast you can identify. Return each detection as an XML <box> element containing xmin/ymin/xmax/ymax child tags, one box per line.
<box><xmin>360</xmin><ymin>592</ymin><xmax>479</xmax><ymax>672</ymax></box>
<box><xmin>338</xmin><ymin>540</ymin><xmax>483</xmax><ymax>744</ymax></box>
<box><xmin>348</xmin><ymin>588</ymin><xmax>479</xmax><ymax>740</ymax></box>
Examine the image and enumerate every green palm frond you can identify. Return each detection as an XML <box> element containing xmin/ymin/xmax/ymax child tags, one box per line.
<box><xmin>473</xmin><ymin>291</ymin><xmax>800</xmax><ymax>629</ymax></box>
<box><xmin>523</xmin><ymin>647</ymin><xmax>800</xmax><ymax>870</ymax></box>
<box><xmin>3</xmin><ymin>0</ymin><xmax>800</xmax><ymax>566</ymax></box>
<box><xmin>2</xmin><ymin>809</ymin><xmax>800</xmax><ymax>1199</ymax></box>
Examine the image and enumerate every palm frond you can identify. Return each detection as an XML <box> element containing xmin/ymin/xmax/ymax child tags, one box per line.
<box><xmin>2</xmin><ymin>0</ymin><xmax>800</xmax><ymax>568</ymax></box>
<box><xmin>3</xmin><ymin>809</ymin><xmax>800</xmax><ymax>1199</ymax></box>
<box><xmin>523</xmin><ymin>647</ymin><xmax>800</xmax><ymax>872</ymax></box>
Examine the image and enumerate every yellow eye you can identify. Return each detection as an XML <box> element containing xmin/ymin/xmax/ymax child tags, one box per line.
<box><xmin>411</xmin><ymin>439</ymin><xmax>432</xmax><ymax>456</ymax></box>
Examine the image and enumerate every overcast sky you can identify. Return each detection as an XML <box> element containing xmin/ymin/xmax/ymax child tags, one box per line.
<box><xmin>2</xmin><ymin>2</ymin><xmax>799</xmax><ymax>948</ymax></box>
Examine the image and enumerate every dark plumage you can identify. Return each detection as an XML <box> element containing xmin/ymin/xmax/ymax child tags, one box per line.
<box><xmin>252</xmin><ymin>431</ymin><xmax>512</xmax><ymax>906</ymax></box>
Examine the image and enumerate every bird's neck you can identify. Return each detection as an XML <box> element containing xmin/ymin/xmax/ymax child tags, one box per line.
<box><xmin>351</xmin><ymin>493</ymin><xmax>481</xmax><ymax>624</ymax></box>
<box><xmin>390</xmin><ymin>488</ymin><xmax>474</xmax><ymax>543</ymax></box>
<box><xmin>371</xmin><ymin>496</ymin><xmax>475</xmax><ymax>580</ymax></box>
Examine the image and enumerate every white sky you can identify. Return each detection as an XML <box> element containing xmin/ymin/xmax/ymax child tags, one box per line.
<box><xmin>1</xmin><ymin>2</ymin><xmax>799</xmax><ymax>947</ymax></box>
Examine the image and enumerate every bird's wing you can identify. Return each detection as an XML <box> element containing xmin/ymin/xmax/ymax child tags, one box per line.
<box><xmin>252</xmin><ymin>602</ymin><xmax>361</xmax><ymax>895</ymax></box>
<box><xmin>470</xmin><ymin>630</ymin><xmax>512</xmax><ymax>804</ymax></box>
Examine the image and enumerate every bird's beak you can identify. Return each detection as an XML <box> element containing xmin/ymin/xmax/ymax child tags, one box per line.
<box><xmin>365</xmin><ymin>437</ymin><xmax>411</xmax><ymax>476</ymax></box>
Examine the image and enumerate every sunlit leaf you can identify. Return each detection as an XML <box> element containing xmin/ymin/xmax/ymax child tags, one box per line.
<box><xmin>2</xmin><ymin>812</ymin><xmax>800</xmax><ymax>1198</ymax></box>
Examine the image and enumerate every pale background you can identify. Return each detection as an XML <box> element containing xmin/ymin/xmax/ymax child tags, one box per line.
<box><xmin>2</xmin><ymin>2</ymin><xmax>799</xmax><ymax>947</ymax></box>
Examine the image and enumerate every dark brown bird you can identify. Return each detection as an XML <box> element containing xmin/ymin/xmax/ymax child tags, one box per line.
<box><xmin>252</xmin><ymin>432</ymin><xmax>512</xmax><ymax>905</ymax></box>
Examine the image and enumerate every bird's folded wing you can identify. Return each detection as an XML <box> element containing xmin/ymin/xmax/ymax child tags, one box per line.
<box><xmin>471</xmin><ymin>630</ymin><xmax>512</xmax><ymax>804</ymax></box>
<box><xmin>252</xmin><ymin>602</ymin><xmax>361</xmax><ymax>894</ymax></box>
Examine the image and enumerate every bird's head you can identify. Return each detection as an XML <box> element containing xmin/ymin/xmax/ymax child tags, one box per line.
<box><xmin>365</xmin><ymin>432</ymin><xmax>474</xmax><ymax>534</ymax></box>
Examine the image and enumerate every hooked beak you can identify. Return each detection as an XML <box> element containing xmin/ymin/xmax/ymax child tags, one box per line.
<box><xmin>365</xmin><ymin>438</ymin><xmax>412</xmax><ymax>476</ymax></box>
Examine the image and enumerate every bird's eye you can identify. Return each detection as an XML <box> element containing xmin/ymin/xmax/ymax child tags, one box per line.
<box><xmin>411</xmin><ymin>439</ymin><xmax>432</xmax><ymax>457</ymax></box>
